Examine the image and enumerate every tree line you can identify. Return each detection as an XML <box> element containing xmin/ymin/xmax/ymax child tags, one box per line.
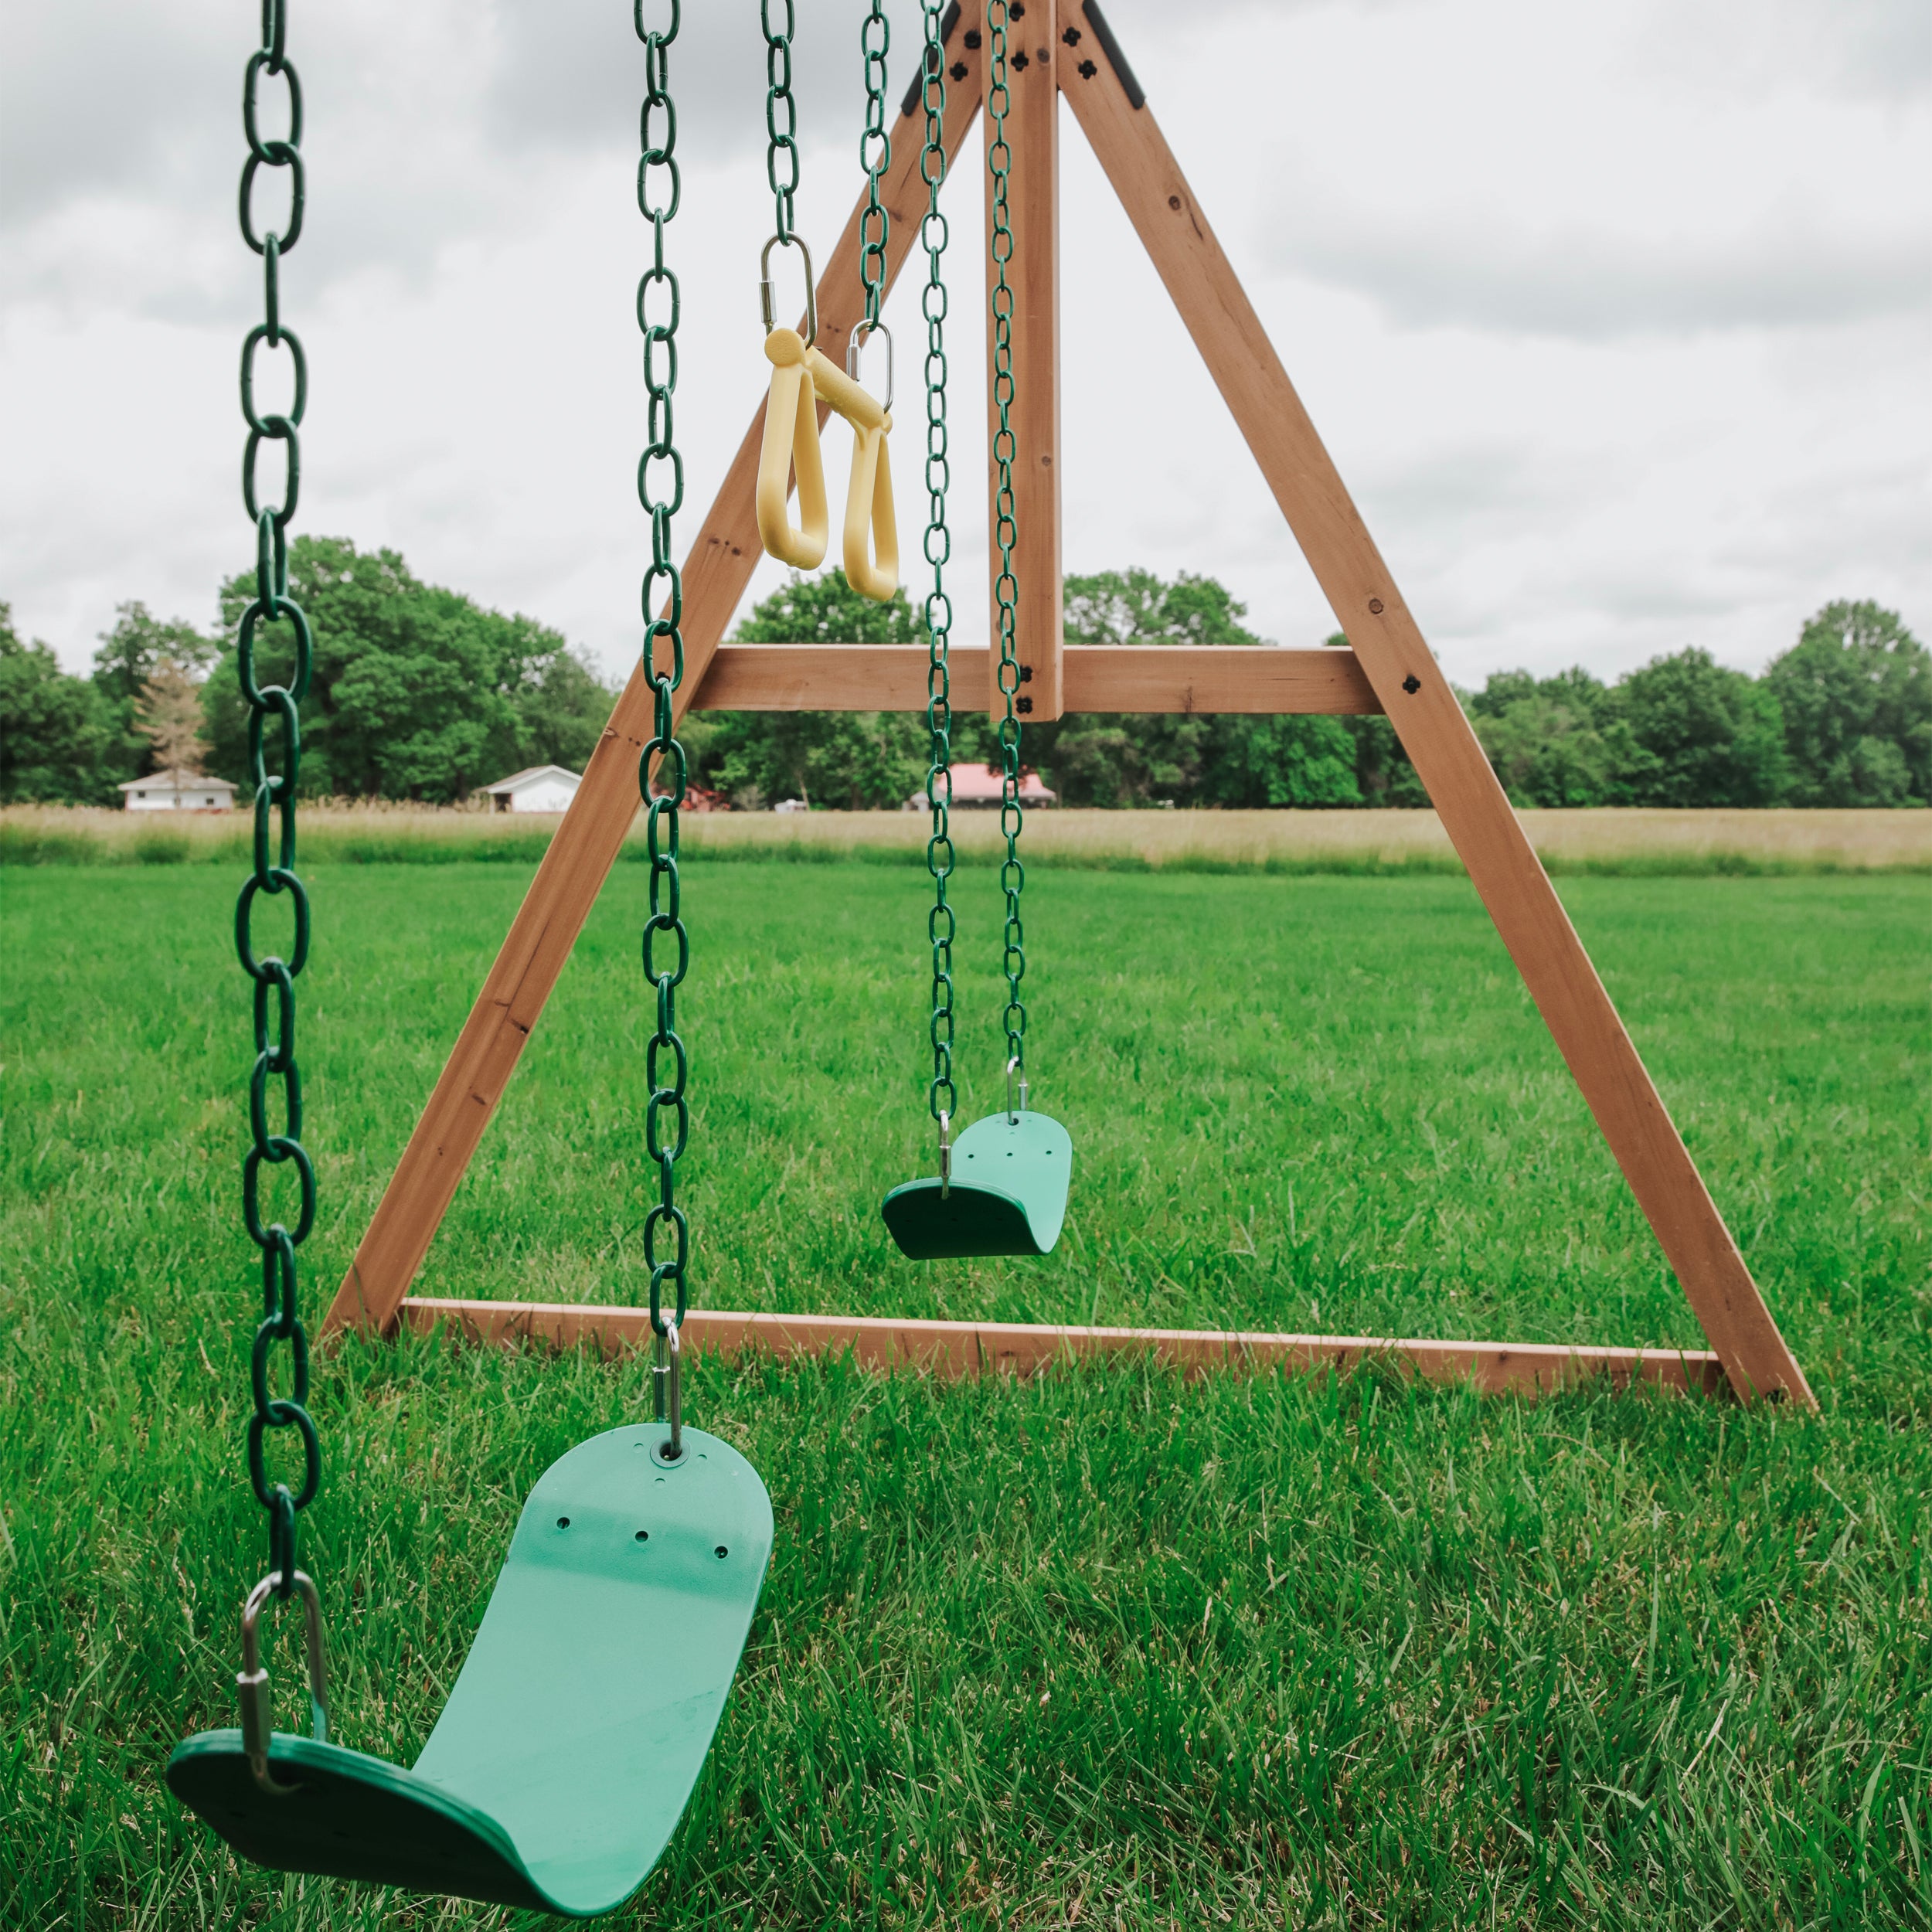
<box><xmin>0</xmin><ymin>539</ymin><xmax>615</xmax><ymax>807</ymax></box>
<box><xmin>2</xmin><ymin>537</ymin><xmax>1925</xmax><ymax>811</ymax></box>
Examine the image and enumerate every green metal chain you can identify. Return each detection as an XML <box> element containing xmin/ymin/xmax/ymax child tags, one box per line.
<box><xmin>917</xmin><ymin>3</ymin><xmax>954</xmax><ymax>1145</ymax></box>
<box><xmin>635</xmin><ymin>1</ymin><xmax>691</xmax><ymax>1349</ymax></box>
<box><xmin>986</xmin><ymin>2</ymin><xmax>1029</xmax><ymax>1092</ymax></box>
<box><xmin>764</xmin><ymin>2</ymin><xmax>800</xmax><ymax>244</ymax></box>
<box><xmin>235</xmin><ymin>0</ymin><xmax>320</xmax><ymax>1599</ymax></box>
<box><xmin>857</xmin><ymin>2</ymin><xmax>891</xmax><ymax>338</ymax></box>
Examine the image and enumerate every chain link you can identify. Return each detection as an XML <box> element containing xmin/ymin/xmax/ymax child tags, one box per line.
<box><xmin>858</xmin><ymin>2</ymin><xmax>892</xmax><ymax>336</ymax></box>
<box><xmin>917</xmin><ymin>2</ymin><xmax>955</xmax><ymax>1134</ymax></box>
<box><xmin>234</xmin><ymin>0</ymin><xmax>318</xmax><ymax>1599</ymax></box>
<box><xmin>986</xmin><ymin>3</ymin><xmax>1029</xmax><ymax>1085</ymax></box>
<box><xmin>763</xmin><ymin>1</ymin><xmax>800</xmax><ymax>244</ymax></box>
<box><xmin>637</xmin><ymin>2</ymin><xmax>691</xmax><ymax>1341</ymax></box>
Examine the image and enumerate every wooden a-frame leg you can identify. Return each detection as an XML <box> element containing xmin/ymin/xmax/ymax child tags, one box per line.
<box><xmin>323</xmin><ymin>49</ymin><xmax>986</xmax><ymax>1341</ymax></box>
<box><xmin>1056</xmin><ymin>2</ymin><xmax>1811</xmax><ymax>1406</ymax></box>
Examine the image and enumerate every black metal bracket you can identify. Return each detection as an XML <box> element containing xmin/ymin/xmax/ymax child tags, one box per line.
<box><xmin>1080</xmin><ymin>2</ymin><xmax>1145</xmax><ymax>109</ymax></box>
<box><xmin>900</xmin><ymin>2</ymin><xmax>967</xmax><ymax>119</ymax></box>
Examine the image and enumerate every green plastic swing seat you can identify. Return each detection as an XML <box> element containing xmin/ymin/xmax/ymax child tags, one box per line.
<box><xmin>881</xmin><ymin>1107</ymin><xmax>1073</xmax><ymax>1259</ymax></box>
<box><xmin>166</xmin><ymin>1421</ymin><xmax>772</xmax><ymax>1917</ymax></box>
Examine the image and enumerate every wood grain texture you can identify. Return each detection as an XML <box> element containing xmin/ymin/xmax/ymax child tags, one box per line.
<box><xmin>984</xmin><ymin>2</ymin><xmax>1064</xmax><ymax>722</ymax></box>
<box><xmin>403</xmin><ymin>1298</ymin><xmax>1730</xmax><ymax>1400</ymax></box>
<box><xmin>1056</xmin><ymin>1</ymin><xmax>1811</xmax><ymax>1406</ymax></box>
<box><xmin>324</xmin><ymin>54</ymin><xmax>985</xmax><ymax>1342</ymax></box>
<box><xmin>692</xmin><ymin>644</ymin><xmax>1381</xmax><ymax>713</ymax></box>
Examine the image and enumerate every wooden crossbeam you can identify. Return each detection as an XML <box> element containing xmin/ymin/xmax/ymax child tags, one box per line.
<box><xmin>403</xmin><ymin>1297</ymin><xmax>1729</xmax><ymax>1400</ymax></box>
<box><xmin>692</xmin><ymin>643</ymin><xmax>1380</xmax><ymax>714</ymax></box>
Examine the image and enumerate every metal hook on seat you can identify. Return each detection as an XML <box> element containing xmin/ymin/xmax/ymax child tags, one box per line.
<box><xmin>237</xmin><ymin>1569</ymin><xmax>328</xmax><ymax>1795</ymax></box>
<box><xmin>937</xmin><ymin>1110</ymin><xmax>951</xmax><ymax>1199</ymax></box>
<box><xmin>1006</xmin><ymin>1056</ymin><xmax>1028</xmax><ymax>1124</ymax></box>
<box><xmin>655</xmin><ymin>1319</ymin><xmax>683</xmax><ymax>1462</ymax></box>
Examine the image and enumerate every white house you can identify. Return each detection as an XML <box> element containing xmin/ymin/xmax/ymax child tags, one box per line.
<box><xmin>478</xmin><ymin>764</ymin><xmax>583</xmax><ymax>814</ymax></box>
<box><xmin>118</xmin><ymin>770</ymin><xmax>237</xmax><ymax>812</ymax></box>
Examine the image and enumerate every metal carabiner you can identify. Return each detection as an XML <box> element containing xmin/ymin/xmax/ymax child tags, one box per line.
<box><xmin>654</xmin><ymin>1318</ymin><xmax>683</xmax><ymax>1462</ymax></box>
<box><xmin>759</xmin><ymin>233</ymin><xmax>817</xmax><ymax>348</ymax></box>
<box><xmin>236</xmin><ymin>1569</ymin><xmax>328</xmax><ymax>1796</ymax></box>
<box><xmin>845</xmin><ymin>321</ymin><xmax>893</xmax><ymax>415</ymax></box>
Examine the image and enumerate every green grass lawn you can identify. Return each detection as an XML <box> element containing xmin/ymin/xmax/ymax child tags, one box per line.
<box><xmin>2</xmin><ymin>861</ymin><xmax>1927</xmax><ymax>1928</ymax></box>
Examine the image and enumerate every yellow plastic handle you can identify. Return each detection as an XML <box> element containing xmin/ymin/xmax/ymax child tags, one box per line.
<box><xmin>800</xmin><ymin>343</ymin><xmax>896</xmax><ymax>603</ymax></box>
<box><xmin>802</xmin><ymin>345</ymin><xmax>887</xmax><ymax>434</ymax></box>
<box><xmin>755</xmin><ymin>329</ymin><xmax>828</xmax><ymax>570</ymax></box>
<box><xmin>841</xmin><ymin>423</ymin><xmax>898</xmax><ymax>604</ymax></box>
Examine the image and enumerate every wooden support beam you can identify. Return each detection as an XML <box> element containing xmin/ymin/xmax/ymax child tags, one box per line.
<box><xmin>985</xmin><ymin>2</ymin><xmax>1065</xmax><ymax>722</ymax></box>
<box><xmin>1056</xmin><ymin>2</ymin><xmax>1811</xmax><ymax>1406</ymax></box>
<box><xmin>325</xmin><ymin>47</ymin><xmax>985</xmax><ymax>1342</ymax></box>
<box><xmin>692</xmin><ymin>643</ymin><xmax>1382</xmax><ymax>713</ymax></box>
<box><xmin>402</xmin><ymin>1297</ymin><xmax>1730</xmax><ymax>1400</ymax></box>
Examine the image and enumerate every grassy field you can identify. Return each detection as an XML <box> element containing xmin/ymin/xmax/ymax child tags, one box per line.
<box><xmin>1</xmin><ymin>860</ymin><xmax>1927</xmax><ymax>1928</ymax></box>
<box><xmin>4</xmin><ymin>802</ymin><xmax>1929</xmax><ymax>876</ymax></box>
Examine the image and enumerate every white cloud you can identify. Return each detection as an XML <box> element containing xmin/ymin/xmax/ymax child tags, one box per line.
<box><xmin>1</xmin><ymin>0</ymin><xmax>1926</xmax><ymax>692</ymax></box>
<box><xmin>1247</xmin><ymin>0</ymin><xmax>1932</xmax><ymax>338</ymax></box>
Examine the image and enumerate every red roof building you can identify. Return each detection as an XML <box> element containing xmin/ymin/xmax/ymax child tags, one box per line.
<box><xmin>904</xmin><ymin>764</ymin><xmax>1056</xmax><ymax>810</ymax></box>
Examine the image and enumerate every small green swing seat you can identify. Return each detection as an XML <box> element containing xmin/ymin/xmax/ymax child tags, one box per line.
<box><xmin>167</xmin><ymin>1423</ymin><xmax>772</xmax><ymax>1917</ymax></box>
<box><xmin>882</xmin><ymin>1107</ymin><xmax>1073</xmax><ymax>1259</ymax></box>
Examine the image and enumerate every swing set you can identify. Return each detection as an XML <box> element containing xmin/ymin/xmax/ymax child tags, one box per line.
<box><xmin>167</xmin><ymin>0</ymin><xmax>1812</xmax><ymax>1919</ymax></box>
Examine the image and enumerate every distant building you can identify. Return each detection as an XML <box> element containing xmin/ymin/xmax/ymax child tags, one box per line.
<box><xmin>903</xmin><ymin>765</ymin><xmax>1056</xmax><ymax>811</ymax></box>
<box><xmin>118</xmin><ymin>770</ymin><xmax>236</xmax><ymax>812</ymax></box>
<box><xmin>478</xmin><ymin>765</ymin><xmax>583</xmax><ymax>814</ymax></box>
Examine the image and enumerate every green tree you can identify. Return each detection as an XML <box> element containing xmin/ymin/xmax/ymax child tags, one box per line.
<box><xmin>205</xmin><ymin>537</ymin><xmax>614</xmax><ymax>801</ymax></box>
<box><xmin>1063</xmin><ymin>568</ymin><xmax>1265</xmax><ymax>646</ymax></box>
<box><xmin>1607</xmin><ymin>647</ymin><xmax>1791</xmax><ymax>807</ymax></box>
<box><xmin>92</xmin><ymin>601</ymin><xmax>218</xmax><ymax>784</ymax></box>
<box><xmin>1475</xmin><ymin>693</ymin><xmax>1617</xmax><ymax>805</ymax></box>
<box><xmin>1</xmin><ymin>603</ymin><xmax>115</xmax><ymax>803</ymax></box>
<box><xmin>1347</xmin><ymin>715</ymin><xmax>1433</xmax><ymax>807</ymax></box>
<box><xmin>1468</xmin><ymin>665</ymin><xmax>1636</xmax><ymax>807</ymax></box>
<box><xmin>1199</xmin><ymin>713</ymin><xmax>1363</xmax><ymax>808</ymax></box>
<box><xmin>1762</xmin><ymin>600</ymin><xmax>1929</xmax><ymax>805</ymax></box>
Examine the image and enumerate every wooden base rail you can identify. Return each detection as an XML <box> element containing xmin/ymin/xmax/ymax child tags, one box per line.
<box><xmin>692</xmin><ymin>645</ymin><xmax>1381</xmax><ymax>716</ymax></box>
<box><xmin>401</xmin><ymin>1297</ymin><xmax>1729</xmax><ymax>1400</ymax></box>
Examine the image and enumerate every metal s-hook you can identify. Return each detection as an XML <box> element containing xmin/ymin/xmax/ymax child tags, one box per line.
<box><xmin>937</xmin><ymin>1109</ymin><xmax>951</xmax><ymax>1199</ymax></box>
<box><xmin>237</xmin><ymin>1570</ymin><xmax>328</xmax><ymax>1795</ymax></box>
<box><xmin>1005</xmin><ymin>1056</ymin><xmax>1028</xmax><ymax>1124</ymax></box>
<box><xmin>759</xmin><ymin>233</ymin><xmax>817</xmax><ymax>348</ymax></box>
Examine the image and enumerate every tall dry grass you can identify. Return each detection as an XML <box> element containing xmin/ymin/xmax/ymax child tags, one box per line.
<box><xmin>2</xmin><ymin>801</ymin><xmax>1926</xmax><ymax>872</ymax></box>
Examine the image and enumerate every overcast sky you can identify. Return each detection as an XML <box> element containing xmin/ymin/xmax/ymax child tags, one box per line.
<box><xmin>2</xmin><ymin>0</ymin><xmax>1927</xmax><ymax>686</ymax></box>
